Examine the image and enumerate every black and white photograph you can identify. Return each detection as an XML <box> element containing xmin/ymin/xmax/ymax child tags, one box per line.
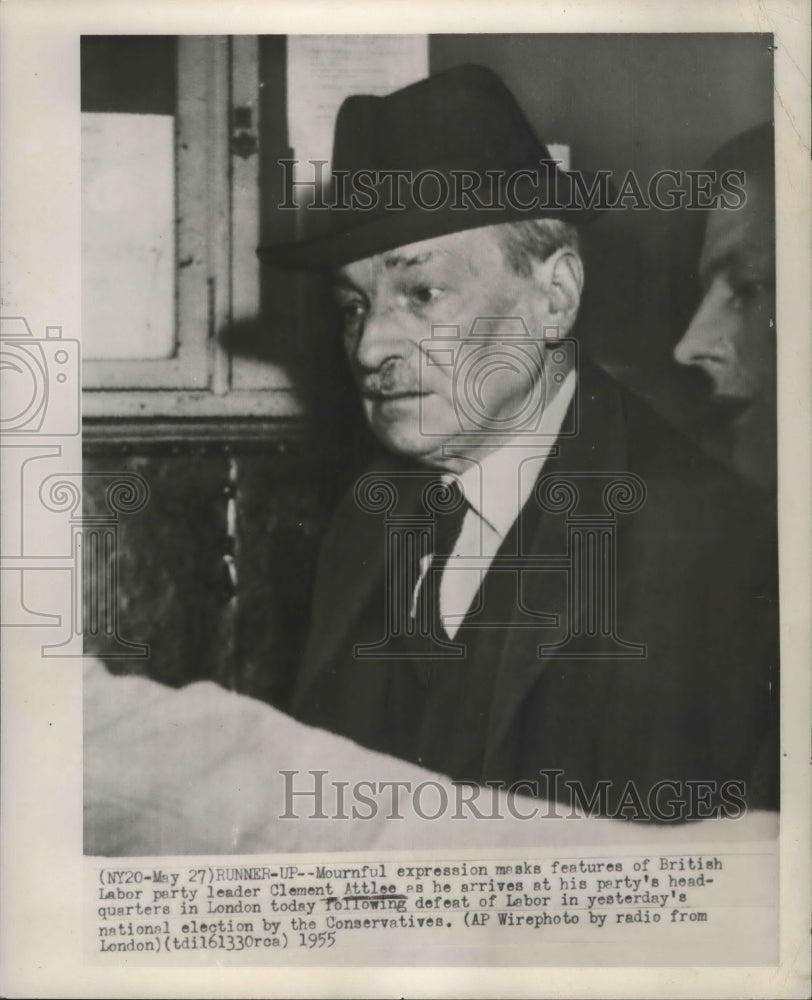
<box><xmin>82</xmin><ymin>32</ymin><xmax>780</xmax><ymax>842</ymax></box>
<box><xmin>1</xmin><ymin>2</ymin><xmax>810</xmax><ymax>996</ymax></box>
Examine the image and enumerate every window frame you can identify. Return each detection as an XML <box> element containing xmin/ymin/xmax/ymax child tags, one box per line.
<box><xmin>82</xmin><ymin>35</ymin><xmax>301</xmax><ymax>424</ymax></box>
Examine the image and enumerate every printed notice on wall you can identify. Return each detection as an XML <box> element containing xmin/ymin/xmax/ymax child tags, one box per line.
<box><xmin>286</xmin><ymin>35</ymin><xmax>428</xmax><ymax>184</ymax></box>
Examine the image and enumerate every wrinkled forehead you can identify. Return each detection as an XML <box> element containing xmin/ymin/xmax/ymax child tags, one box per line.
<box><xmin>700</xmin><ymin>180</ymin><xmax>775</xmax><ymax>280</ymax></box>
<box><xmin>335</xmin><ymin>226</ymin><xmax>505</xmax><ymax>286</ymax></box>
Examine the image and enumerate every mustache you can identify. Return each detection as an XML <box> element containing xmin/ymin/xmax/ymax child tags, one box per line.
<box><xmin>360</xmin><ymin>361</ymin><xmax>422</xmax><ymax>397</ymax></box>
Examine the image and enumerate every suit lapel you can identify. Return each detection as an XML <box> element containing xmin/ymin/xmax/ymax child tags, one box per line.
<box><xmin>294</xmin><ymin>505</ymin><xmax>383</xmax><ymax>704</ymax></box>
<box><xmin>294</xmin><ymin>465</ymin><xmax>427</xmax><ymax>706</ymax></box>
<box><xmin>483</xmin><ymin>359</ymin><xmax>631</xmax><ymax>771</ymax></box>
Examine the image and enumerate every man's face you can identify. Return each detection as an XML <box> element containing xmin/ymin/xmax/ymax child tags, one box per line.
<box><xmin>673</xmin><ymin>177</ymin><xmax>775</xmax><ymax>406</ymax></box>
<box><xmin>334</xmin><ymin>226</ymin><xmax>561</xmax><ymax>468</ymax></box>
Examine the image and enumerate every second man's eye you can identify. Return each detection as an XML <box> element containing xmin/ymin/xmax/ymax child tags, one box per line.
<box><xmin>339</xmin><ymin>300</ymin><xmax>367</xmax><ymax>322</ymax></box>
<box><xmin>727</xmin><ymin>278</ymin><xmax>772</xmax><ymax>311</ymax></box>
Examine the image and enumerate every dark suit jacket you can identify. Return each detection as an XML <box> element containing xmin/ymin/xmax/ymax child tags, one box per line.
<box><xmin>292</xmin><ymin>358</ymin><xmax>779</xmax><ymax>819</ymax></box>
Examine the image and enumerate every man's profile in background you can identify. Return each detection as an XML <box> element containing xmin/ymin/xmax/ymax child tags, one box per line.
<box><xmin>673</xmin><ymin>122</ymin><xmax>776</xmax><ymax>495</ymax></box>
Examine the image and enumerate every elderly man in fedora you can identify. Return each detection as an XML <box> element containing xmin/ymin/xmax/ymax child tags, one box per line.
<box><xmin>261</xmin><ymin>66</ymin><xmax>778</xmax><ymax>821</ymax></box>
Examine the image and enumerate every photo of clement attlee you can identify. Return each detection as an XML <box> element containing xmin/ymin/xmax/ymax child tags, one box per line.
<box><xmin>83</xmin><ymin>46</ymin><xmax>779</xmax><ymax>855</ymax></box>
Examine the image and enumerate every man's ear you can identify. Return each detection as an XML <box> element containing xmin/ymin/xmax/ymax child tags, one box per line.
<box><xmin>531</xmin><ymin>247</ymin><xmax>584</xmax><ymax>333</ymax></box>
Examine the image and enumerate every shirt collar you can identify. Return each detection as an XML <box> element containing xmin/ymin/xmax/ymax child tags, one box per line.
<box><xmin>452</xmin><ymin>368</ymin><xmax>577</xmax><ymax>539</ymax></box>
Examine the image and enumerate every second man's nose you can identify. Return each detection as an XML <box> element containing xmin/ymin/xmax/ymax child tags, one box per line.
<box><xmin>673</xmin><ymin>279</ymin><xmax>729</xmax><ymax>367</ymax></box>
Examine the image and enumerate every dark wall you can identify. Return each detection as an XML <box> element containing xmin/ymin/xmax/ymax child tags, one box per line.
<box><xmin>430</xmin><ymin>33</ymin><xmax>773</xmax><ymax>424</ymax></box>
<box><xmin>81</xmin><ymin>36</ymin><xmax>176</xmax><ymax>114</ymax></box>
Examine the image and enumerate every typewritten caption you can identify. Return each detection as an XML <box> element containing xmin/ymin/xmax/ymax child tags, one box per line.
<box><xmin>86</xmin><ymin>846</ymin><xmax>777</xmax><ymax>966</ymax></box>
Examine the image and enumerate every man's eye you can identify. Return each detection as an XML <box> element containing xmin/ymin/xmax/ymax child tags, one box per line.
<box><xmin>408</xmin><ymin>286</ymin><xmax>444</xmax><ymax>307</ymax></box>
<box><xmin>727</xmin><ymin>279</ymin><xmax>771</xmax><ymax>309</ymax></box>
<box><xmin>338</xmin><ymin>301</ymin><xmax>367</xmax><ymax>322</ymax></box>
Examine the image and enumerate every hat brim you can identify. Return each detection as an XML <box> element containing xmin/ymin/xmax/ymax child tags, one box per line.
<box><xmin>258</xmin><ymin>172</ymin><xmax>602</xmax><ymax>269</ymax></box>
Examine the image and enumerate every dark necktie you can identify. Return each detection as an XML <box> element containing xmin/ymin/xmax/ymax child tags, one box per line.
<box><xmin>411</xmin><ymin>477</ymin><xmax>468</xmax><ymax>677</ymax></box>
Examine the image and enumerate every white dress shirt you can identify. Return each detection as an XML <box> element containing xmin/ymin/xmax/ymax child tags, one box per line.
<box><xmin>412</xmin><ymin>369</ymin><xmax>577</xmax><ymax>637</ymax></box>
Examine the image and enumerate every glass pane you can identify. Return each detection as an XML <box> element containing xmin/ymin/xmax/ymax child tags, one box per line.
<box><xmin>81</xmin><ymin>37</ymin><xmax>177</xmax><ymax>361</ymax></box>
<box><xmin>82</xmin><ymin>112</ymin><xmax>175</xmax><ymax>360</ymax></box>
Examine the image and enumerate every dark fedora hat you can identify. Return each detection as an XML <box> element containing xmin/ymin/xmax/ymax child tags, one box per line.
<box><xmin>258</xmin><ymin>64</ymin><xmax>601</xmax><ymax>269</ymax></box>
